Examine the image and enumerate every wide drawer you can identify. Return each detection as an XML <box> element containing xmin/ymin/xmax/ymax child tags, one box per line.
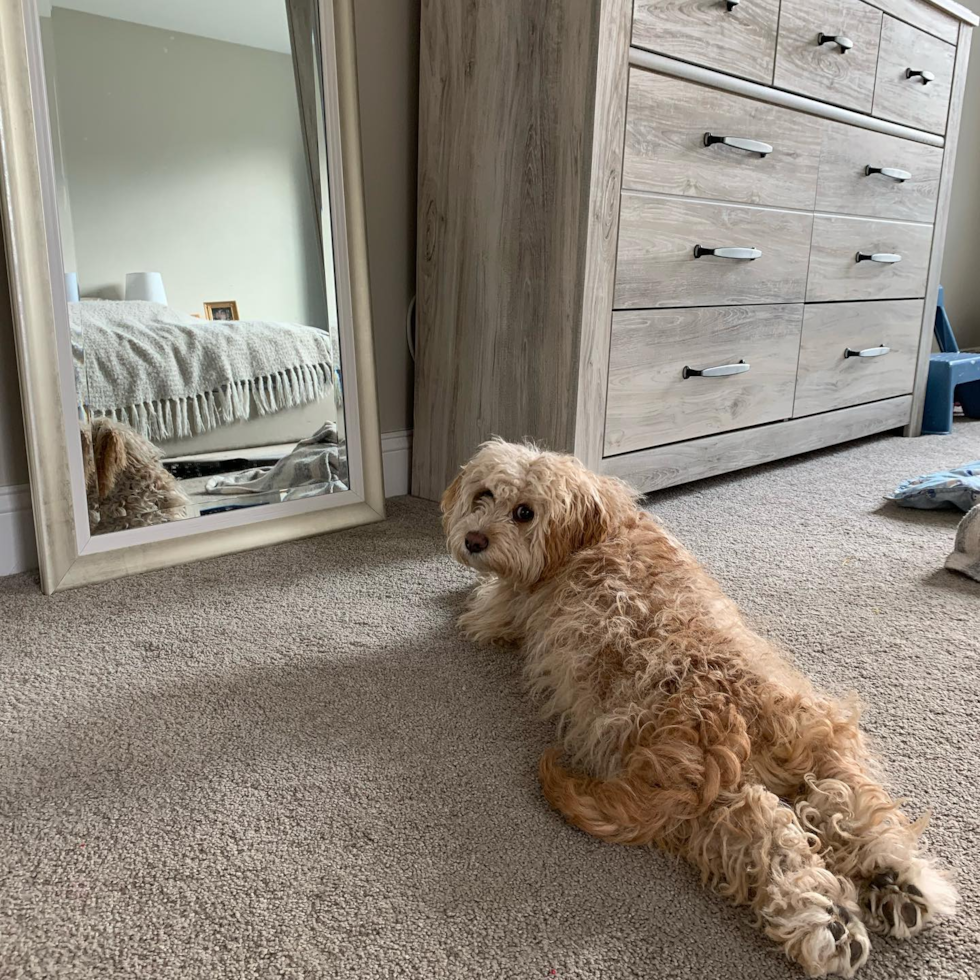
<box><xmin>815</xmin><ymin>120</ymin><xmax>943</xmax><ymax>222</ymax></box>
<box><xmin>794</xmin><ymin>299</ymin><xmax>923</xmax><ymax>416</ymax></box>
<box><xmin>773</xmin><ymin>0</ymin><xmax>883</xmax><ymax>112</ymax></box>
<box><xmin>605</xmin><ymin>305</ymin><xmax>803</xmax><ymax>454</ymax></box>
<box><xmin>632</xmin><ymin>0</ymin><xmax>779</xmax><ymax>85</ymax></box>
<box><xmin>872</xmin><ymin>16</ymin><xmax>955</xmax><ymax>135</ymax></box>
<box><xmin>805</xmin><ymin>213</ymin><xmax>932</xmax><ymax>301</ymax></box>
<box><xmin>623</xmin><ymin>69</ymin><xmax>821</xmax><ymax>210</ymax></box>
<box><xmin>615</xmin><ymin>194</ymin><xmax>813</xmax><ymax>309</ymax></box>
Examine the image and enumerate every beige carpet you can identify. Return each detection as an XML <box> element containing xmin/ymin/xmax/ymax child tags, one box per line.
<box><xmin>1</xmin><ymin>423</ymin><xmax>978</xmax><ymax>979</ymax></box>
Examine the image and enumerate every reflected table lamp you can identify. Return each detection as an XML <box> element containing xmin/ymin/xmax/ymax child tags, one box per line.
<box><xmin>125</xmin><ymin>272</ymin><xmax>167</xmax><ymax>304</ymax></box>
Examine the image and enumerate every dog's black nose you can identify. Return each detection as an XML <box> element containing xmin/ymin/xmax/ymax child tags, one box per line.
<box><xmin>465</xmin><ymin>531</ymin><xmax>489</xmax><ymax>554</ymax></box>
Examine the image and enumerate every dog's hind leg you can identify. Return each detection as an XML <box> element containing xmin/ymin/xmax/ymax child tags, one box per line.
<box><xmin>794</xmin><ymin>756</ymin><xmax>957</xmax><ymax>939</ymax></box>
<box><xmin>539</xmin><ymin>752</ymin><xmax>870</xmax><ymax>977</ymax></box>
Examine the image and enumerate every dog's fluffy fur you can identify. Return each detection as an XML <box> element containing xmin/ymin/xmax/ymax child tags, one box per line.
<box><xmin>442</xmin><ymin>440</ymin><xmax>956</xmax><ymax>977</ymax></box>
<box><xmin>81</xmin><ymin>417</ymin><xmax>191</xmax><ymax>533</ymax></box>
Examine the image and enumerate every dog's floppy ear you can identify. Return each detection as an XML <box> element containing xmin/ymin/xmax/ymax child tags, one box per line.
<box><xmin>94</xmin><ymin>423</ymin><xmax>128</xmax><ymax>497</ymax></box>
<box><xmin>440</xmin><ymin>471</ymin><xmax>464</xmax><ymax>523</ymax></box>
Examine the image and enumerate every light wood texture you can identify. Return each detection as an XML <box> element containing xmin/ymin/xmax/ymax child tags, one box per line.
<box><xmin>614</xmin><ymin>193</ymin><xmax>813</xmax><ymax>309</ymax></box>
<box><xmin>815</xmin><ymin>118</ymin><xmax>943</xmax><ymax>221</ymax></box>
<box><xmin>628</xmin><ymin>47</ymin><xmax>944</xmax><ymax>147</ymax></box>
<box><xmin>806</xmin><ymin>213</ymin><xmax>932</xmax><ymax>301</ymax></box>
<box><xmin>907</xmin><ymin>21</ymin><xmax>972</xmax><ymax>435</ymax></box>
<box><xmin>865</xmin><ymin>0</ymin><xmax>959</xmax><ymax>43</ymax></box>
<box><xmin>602</xmin><ymin>396</ymin><xmax>913</xmax><ymax>493</ymax></box>
<box><xmin>872</xmin><ymin>15</ymin><xmax>956</xmax><ymax>134</ymax></box>
<box><xmin>632</xmin><ymin>0</ymin><xmax>779</xmax><ymax>84</ymax></box>
<box><xmin>0</xmin><ymin>0</ymin><xmax>386</xmax><ymax>593</ymax></box>
<box><xmin>623</xmin><ymin>69</ymin><xmax>820</xmax><ymax>210</ymax></box>
<box><xmin>774</xmin><ymin>0</ymin><xmax>883</xmax><ymax>113</ymax></box>
<box><xmin>922</xmin><ymin>0</ymin><xmax>978</xmax><ymax>26</ymax></box>
<box><xmin>573</xmin><ymin>0</ymin><xmax>632</xmax><ymax>471</ymax></box>
<box><xmin>793</xmin><ymin>299</ymin><xmax>922</xmax><ymax>416</ymax></box>
<box><xmin>604</xmin><ymin>306</ymin><xmax>803</xmax><ymax>455</ymax></box>
<box><xmin>413</xmin><ymin>0</ymin><xmax>600</xmax><ymax>500</ymax></box>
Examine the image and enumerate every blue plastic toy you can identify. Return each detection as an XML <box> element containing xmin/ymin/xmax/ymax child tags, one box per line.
<box><xmin>921</xmin><ymin>285</ymin><xmax>980</xmax><ymax>435</ymax></box>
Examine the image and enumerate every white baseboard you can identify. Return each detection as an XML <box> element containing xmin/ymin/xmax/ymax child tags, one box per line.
<box><xmin>0</xmin><ymin>483</ymin><xmax>36</xmax><ymax>576</ymax></box>
<box><xmin>0</xmin><ymin>430</ymin><xmax>413</xmax><ymax>577</ymax></box>
<box><xmin>381</xmin><ymin>428</ymin><xmax>412</xmax><ymax>497</ymax></box>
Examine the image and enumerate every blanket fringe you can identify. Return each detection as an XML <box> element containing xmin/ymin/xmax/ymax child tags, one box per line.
<box><xmin>87</xmin><ymin>363</ymin><xmax>333</xmax><ymax>443</ymax></box>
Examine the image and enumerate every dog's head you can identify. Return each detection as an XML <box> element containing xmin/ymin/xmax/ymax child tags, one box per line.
<box><xmin>441</xmin><ymin>439</ymin><xmax>637</xmax><ymax>586</ymax></box>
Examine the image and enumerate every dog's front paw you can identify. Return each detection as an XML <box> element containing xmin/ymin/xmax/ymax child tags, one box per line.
<box><xmin>861</xmin><ymin>864</ymin><xmax>958</xmax><ymax>938</ymax></box>
<box><xmin>773</xmin><ymin>901</ymin><xmax>870</xmax><ymax>978</ymax></box>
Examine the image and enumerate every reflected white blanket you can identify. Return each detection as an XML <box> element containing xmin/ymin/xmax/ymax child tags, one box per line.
<box><xmin>71</xmin><ymin>300</ymin><xmax>335</xmax><ymax>442</ymax></box>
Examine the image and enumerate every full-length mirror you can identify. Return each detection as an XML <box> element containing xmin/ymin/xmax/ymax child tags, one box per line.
<box><xmin>1</xmin><ymin>0</ymin><xmax>384</xmax><ymax>591</ymax></box>
<box><xmin>41</xmin><ymin>0</ymin><xmax>349</xmax><ymax>530</ymax></box>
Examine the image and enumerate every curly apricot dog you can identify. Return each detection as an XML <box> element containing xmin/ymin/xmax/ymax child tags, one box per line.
<box><xmin>442</xmin><ymin>440</ymin><xmax>956</xmax><ymax>977</ymax></box>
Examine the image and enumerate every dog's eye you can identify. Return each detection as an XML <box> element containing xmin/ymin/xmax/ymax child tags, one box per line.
<box><xmin>513</xmin><ymin>504</ymin><xmax>534</xmax><ymax>524</ymax></box>
<box><xmin>474</xmin><ymin>489</ymin><xmax>493</xmax><ymax>504</ymax></box>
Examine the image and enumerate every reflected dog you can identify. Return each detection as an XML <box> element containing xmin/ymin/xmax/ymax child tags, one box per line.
<box><xmin>441</xmin><ymin>439</ymin><xmax>956</xmax><ymax>978</ymax></box>
<box><xmin>81</xmin><ymin>417</ymin><xmax>191</xmax><ymax>532</ymax></box>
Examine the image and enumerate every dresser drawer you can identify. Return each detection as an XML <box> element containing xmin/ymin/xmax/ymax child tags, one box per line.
<box><xmin>774</xmin><ymin>0</ymin><xmax>882</xmax><ymax>112</ymax></box>
<box><xmin>615</xmin><ymin>194</ymin><xmax>813</xmax><ymax>309</ymax></box>
<box><xmin>623</xmin><ymin>69</ymin><xmax>821</xmax><ymax>210</ymax></box>
<box><xmin>632</xmin><ymin>0</ymin><xmax>780</xmax><ymax>85</ymax></box>
<box><xmin>605</xmin><ymin>305</ymin><xmax>803</xmax><ymax>454</ymax></box>
<box><xmin>815</xmin><ymin>121</ymin><xmax>942</xmax><ymax>222</ymax></box>
<box><xmin>872</xmin><ymin>16</ymin><xmax>955</xmax><ymax>134</ymax></box>
<box><xmin>806</xmin><ymin>214</ymin><xmax>931</xmax><ymax>301</ymax></box>
<box><xmin>794</xmin><ymin>299</ymin><xmax>923</xmax><ymax>416</ymax></box>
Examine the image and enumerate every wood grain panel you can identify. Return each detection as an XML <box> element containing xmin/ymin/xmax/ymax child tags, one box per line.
<box><xmin>413</xmin><ymin>0</ymin><xmax>600</xmax><ymax>500</ymax></box>
<box><xmin>632</xmin><ymin>0</ymin><xmax>780</xmax><ymax>84</ymax></box>
<box><xmin>604</xmin><ymin>306</ymin><xmax>803</xmax><ymax>454</ymax></box>
<box><xmin>623</xmin><ymin>69</ymin><xmax>820</xmax><ymax>210</ymax></box>
<box><xmin>872</xmin><ymin>16</ymin><xmax>955</xmax><ymax>134</ymax></box>
<box><xmin>865</xmin><ymin>0</ymin><xmax>959</xmax><ymax>43</ymax></box>
<box><xmin>793</xmin><ymin>299</ymin><xmax>923</xmax><ymax>416</ymax></box>
<box><xmin>815</xmin><ymin>119</ymin><xmax>943</xmax><ymax>221</ymax></box>
<box><xmin>601</xmin><ymin>396</ymin><xmax>913</xmax><ymax>494</ymax></box>
<box><xmin>614</xmin><ymin>194</ymin><xmax>813</xmax><ymax>309</ymax></box>
<box><xmin>806</xmin><ymin>213</ymin><xmax>932</xmax><ymax>301</ymax></box>
<box><xmin>774</xmin><ymin>0</ymin><xmax>883</xmax><ymax>112</ymax></box>
<box><xmin>908</xmin><ymin>22</ymin><xmax>972</xmax><ymax>434</ymax></box>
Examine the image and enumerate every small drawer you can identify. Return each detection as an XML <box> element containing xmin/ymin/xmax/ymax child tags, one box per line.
<box><xmin>774</xmin><ymin>0</ymin><xmax>882</xmax><ymax>112</ymax></box>
<box><xmin>815</xmin><ymin>120</ymin><xmax>943</xmax><ymax>222</ymax></box>
<box><xmin>793</xmin><ymin>299</ymin><xmax>923</xmax><ymax>416</ymax></box>
<box><xmin>615</xmin><ymin>194</ymin><xmax>813</xmax><ymax>309</ymax></box>
<box><xmin>623</xmin><ymin>69</ymin><xmax>821</xmax><ymax>211</ymax></box>
<box><xmin>605</xmin><ymin>305</ymin><xmax>803</xmax><ymax>454</ymax></box>
<box><xmin>872</xmin><ymin>16</ymin><xmax>955</xmax><ymax>135</ymax></box>
<box><xmin>806</xmin><ymin>213</ymin><xmax>932</xmax><ymax>302</ymax></box>
<box><xmin>632</xmin><ymin>0</ymin><xmax>780</xmax><ymax>85</ymax></box>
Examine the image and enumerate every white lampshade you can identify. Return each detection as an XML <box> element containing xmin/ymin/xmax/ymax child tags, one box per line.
<box><xmin>64</xmin><ymin>272</ymin><xmax>79</xmax><ymax>303</ymax></box>
<box><xmin>125</xmin><ymin>271</ymin><xmax>167</xmax><ymax>304</ymax></box>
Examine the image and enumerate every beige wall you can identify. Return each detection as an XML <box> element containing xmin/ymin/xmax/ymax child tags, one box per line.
<box><xmin>48</xmin><ymin>9</ymin><xmax>327</xmax><ymax>327</ymax></box>
<box><xmin>941</xmin><ymin>0</ymin><xmax>980</xmax><ymax>349</ymax></box>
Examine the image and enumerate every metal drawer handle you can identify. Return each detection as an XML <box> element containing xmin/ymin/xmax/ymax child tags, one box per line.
<box><xmin>865</xmin><ymin>166</ymin><xmax>912</xmax><ymax>182</ymax></box>
<box><xmin>683</xmin><ymin>360</ymin><xmax>750</xmax><ymax>379</ymax></box>
<box><xmin>818</xmin><ymin>33</ymin><xmax>853</xmax><ymax>53</ymax></box>
<box><xmin>725</xmin><ymin>0</ymin><xmax>740</xmax><ymax>9</ymax></box>
<box><xmin>704</xmin><ymin>133</ymin><xmax>773</xmax><ymax>157</ymax></box>
<box><xmin>906</xmin><ymin>68</ymin><xmax>935</xmax><ymax>85</ymax></box>
<box><xmin>856</xmin><ymin>251</ymin><xmax>902</xmax><ymax>263</ymax></box>
<box><xmin>845</xmin><ymin>345</ymin><xmax>891</xmax><ymax>358</ymax></box>
<box><xmin>693</xmin><ymin>245</ymin><xmax>762</xmax><ymax>260</ymax></box>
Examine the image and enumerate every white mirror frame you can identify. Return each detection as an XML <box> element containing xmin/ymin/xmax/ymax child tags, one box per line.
<box><xmin>0</xmin><ymin>0</ymin><xmax>385</xmax><ymax>594</ymax></box>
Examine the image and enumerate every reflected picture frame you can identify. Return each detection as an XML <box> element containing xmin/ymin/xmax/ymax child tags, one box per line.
<box><xmin>204</xmin><ymin>300</ymin><xmax>239</xmax><ymax>321</ymax></box>
<box><xmin>0</xmin><ymin>0</ymin><xmax>386</xmax><ymax>593</ymax></box>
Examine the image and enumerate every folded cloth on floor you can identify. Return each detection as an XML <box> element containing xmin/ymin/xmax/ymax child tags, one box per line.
<box><xmin>946</xmin><ymin>504</ymin><xmax>980</xmax><ymax>581</ymax></box>
<box><xmin>884</xmin><ymin>461</ymin><xmax>980</xmax><ymax>511</ymax></box>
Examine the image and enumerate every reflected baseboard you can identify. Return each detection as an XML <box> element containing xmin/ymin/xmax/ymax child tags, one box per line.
<box><xmin>0</xmin><ymin>429</ymin><xmax>414</xmax><ymax>576</ymax></box>
<box><xmin>0</xmin><ymin>483</ymin><xmax>36</xmax><ymax>576</ymax></box>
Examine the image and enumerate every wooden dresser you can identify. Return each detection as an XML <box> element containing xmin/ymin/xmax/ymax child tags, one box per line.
<box><xmin>412</xmin><ymin>0</ymin><xmax>977</xmax><ymax>500</ymax></box>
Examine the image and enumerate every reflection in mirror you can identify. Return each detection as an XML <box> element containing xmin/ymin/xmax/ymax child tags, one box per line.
<box><xmin>38</xmin><ymin>0</ymin><xmax>348</xmax><ymax>534</ymax></box>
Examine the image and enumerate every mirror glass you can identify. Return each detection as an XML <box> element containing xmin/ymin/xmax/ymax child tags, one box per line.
<box><xmin>38</xmin><ymin>0</ymin><xmax>349</xmax><ymax>534</ymax></box>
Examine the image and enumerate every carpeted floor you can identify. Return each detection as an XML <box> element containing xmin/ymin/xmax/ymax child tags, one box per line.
<box><xmin>1</xmin><ymin>423</ymin><xmax>978</xmax><ymax>979</ymax></box>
